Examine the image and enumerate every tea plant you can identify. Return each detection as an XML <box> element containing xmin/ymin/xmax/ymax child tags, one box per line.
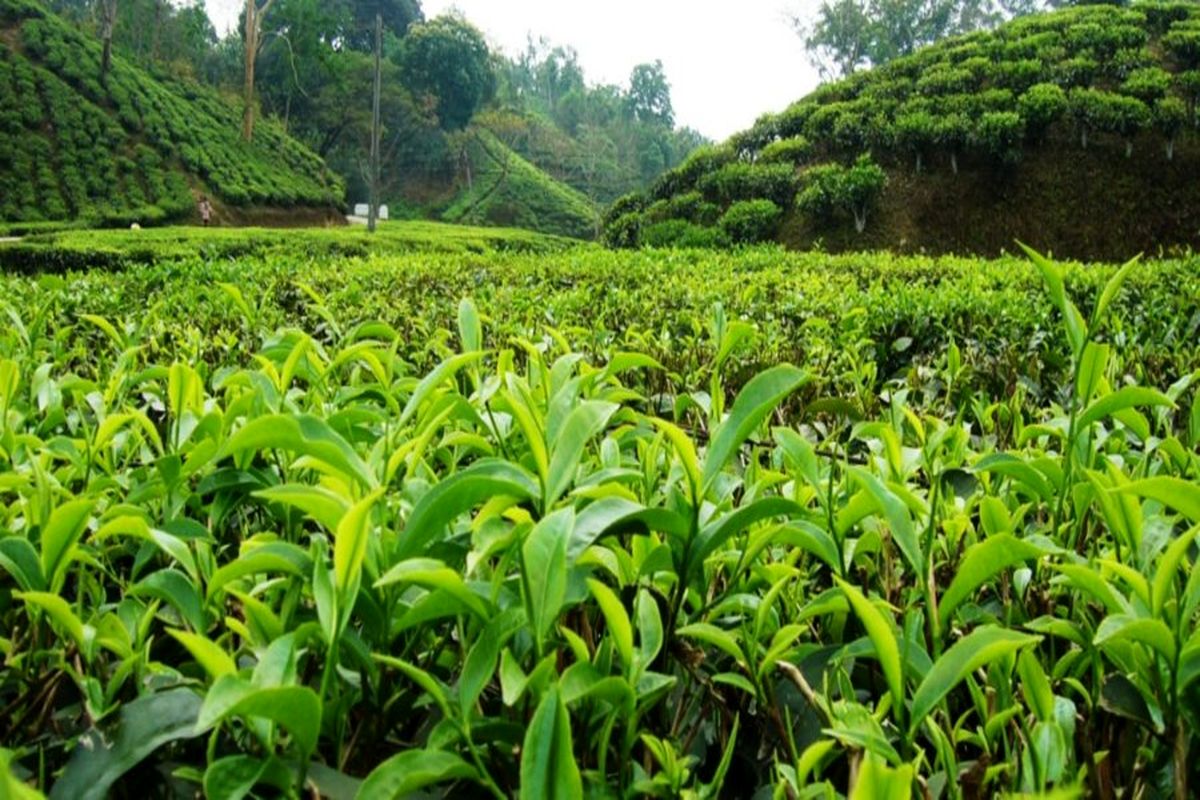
<box><xmin>0</xmin><ymin>244</ymin><xmax>1197</xmax><ymax>798</ymax></box>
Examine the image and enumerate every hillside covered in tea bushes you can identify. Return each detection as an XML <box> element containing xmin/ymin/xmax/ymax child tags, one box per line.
<box><xmin>0</xmin><ymin>0</ymin><xmax>343</xmax><ymax>226</ymax></box>
<box><xmin>606</xmin><ymin>1</ymin><xmax>1200</xmax><ymax>260</ymax></box>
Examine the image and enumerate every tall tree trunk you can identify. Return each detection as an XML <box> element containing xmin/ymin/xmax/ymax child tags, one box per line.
<box><xmin>242</xmin><ymin>0</ymin><xmax>275</xmax><ymax>141</ymax></box>
<box><xmin>99</xmin><ymin>0</ymin><xmax>117</xmax><ymax>79</ymax></box>
<box><xmin>368</xmin><ymin>12</ymin><xmax>382</xmax><ymax>234</ymax></box>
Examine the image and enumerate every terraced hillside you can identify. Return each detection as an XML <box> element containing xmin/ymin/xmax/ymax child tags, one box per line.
<box><xmin>0</xmin><ymin>0</ymin><xmax>343</xmax><ymax>226</ymax></box>
<box><xmin>606</xmin><ymin>1</ymin><xmax>1200</xmax><ymax>259</ymax></box>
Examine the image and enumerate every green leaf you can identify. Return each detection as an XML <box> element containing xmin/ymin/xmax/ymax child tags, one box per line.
<box><xmin>334</xmin><ymin>489</ymin><xmax>383</xmax><ymax>602</ymax></box>
<box><xmin>702</xmin><ymin>365</ymin><xmax>808</xmax><ymax>494</ymax></box>
<box><xmin>397</xmin><ymin>460</ymin><xmax>537</xmax><ymax>560</ymax></box>
<box><xmin>356</xmin><ymin>750</ymin><xmax>476</xmax><ymax>800</ymax></box>
<box><xmin>168</xmin><ymin>629</ymin><xmax>237</xmax><ymax>681</ymax></box>
<box><xmin>1094</xmin><ymin>614</ymin><xmax>1176</xmax><ymax>662</ymax></box>
<box><xmin>692</xmin><ymin>497</ymin><xmax>802</xmax><ymax>576</ymax></box>
<box><xmin>909</xmin><ymin>625</ymin><xmax>1040</xmax><ymax>735</ymax></box>
<box><xmin>458</xmin><ymin>298</ymin><xmax>483</xmax><ymax>353</ymax></box>
<box><xmin>253</xmin><ymin>484</ymin><xmax>350</xmax><ymax>533</ymax></box>
<box><xmin>195</xmin><ymin>677</ymin><xmax>322</xmax><ymax>759</ymax></box>
<box><xmin>207</xmin><ymin>542</ymin><xmax>311</xmax><ymax>599</ymax></box>
<box><xmin>523</xmin><ymin>509</ymin><xmax>573</xmax><ymax>644</ymax></box>
<box><xmin>40</xmin><ymin>499</ymin><xmax>94</xmax><ymax>592</ymax></box>
<box><xmin>676</xmin><ymin>623</ymin><xmax>746</xmax><ymax>666</ymax></box>
<box><xmin>1152</xmin><ymin>526</ymin><xmax>1199</xmax><ymax>618</ymax></box>
<box><xmin>636</xmin><ymin>588</ymin><xmax>663</xmax><ymax>671</ymax></box>
<box><xmin>398</xmin><ymin>352</ymin><xmax>484</xmax><ymax>427</ymax></box>
<box><xmin>132</xmin><ymin>569</ymin><xmax>205</xmax><ymax>632</ymax></box>
<box><xmin>375</xmin><ymin>559</ymin><xmax>489</xmax><ymax>620</ymax></box>
<box><xmin>1075</xmin><ymin>342</ymin><xmax>1109</xmax><ymax>404</ymax></box>
<box><xmin>836</xmin><ymin>579</ymin><xmax>904</xmax><ymax>722</ymax></box>
<box><xmin>0</xmin><ymin>537</ymin><xmax>46</xmax><ymax>592</ymax></box>
<box><xmin>49</xmin><ymin>689</ymin><xmax>201</xmax><ymax>800</ymax></box>
<box><xmin>1092</xmin><ymin>254</ymin><xmax>1141</xmax><ymax>332</ymax></box>
<box><xmin>545</xmin><ymin>401</ymin><xmax>618</xmax><ymax>507</ymax></box>
<box><xmin>938</xmin><ymin>534</ymin><xmax>1047</xmax><ymax>630</ymax></box>
<box><xmin>587</xmin><ymin>579</ymin><xmax>634</xmax><ymax>670</ymax></box>
<box><xmin>16</xmin><ymin>591</ymin><xmax>94</xmax><ymax>661</ymax></box>
<box><xmin>1116</xmin><ymin>477</ymin><xmax>1200</xmax><ymax>522</ymax></box>
<box><xmin>519</xmin><ymin>685</ymin><xmax>583</xmax><ymax>800</ymax></box>
<box><xmin>850</xmin><ymin>468</ymin><xmax>924</xmax><ymax>576</ymax></box>
<box><xmin>221</xmin><ymin>414</ymin><xmax>377</xmax><ymax>490</ymax></box>
<box><xmin>1076</xmin><ymin>387</ymin><xmax>1173</xmax><ymax>433</ymax></box>
<box><xmin>203</xmin><ymin>756</ymin><xmax>266</xmax><ymax>800</ymax></box>
<box><xmin>850</xmin><ymin>757</ymin><xmax>914</xmax><ymax>800</ymax></box>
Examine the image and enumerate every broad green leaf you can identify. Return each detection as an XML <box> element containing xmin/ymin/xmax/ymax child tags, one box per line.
<box><xmin>1075</xmin><ymin>342</ymin><xmax>1109</xmax><ymax>404</ymax></box>
<box><xmin>545</xmin><ymin>400</ymin><xmax>618</xmax><ymax>507</ymax></box>
<box><xmin>519</xmin><ymin>685</ymin><xmax>582</xmax><ymax>800</ymax></box>
<box><xmin>221</xmin><ymin>414</ymin><xmax>377</xmax><ymax>490</ymax></box>
<box><xmin>702</xmin><ymin>364</ymin><xmax>808</xmax><ymax>493</ymax></box>
<box><xmin>203</xmin><ymin>756</ymin><xmax>266</xmax><ymax>800</ymax></box>
<box><xmin>0</xmin><ymin>537</ymin><xmax>45</xmax><ymax>592</ymax></box>
<box><xmin>1092</xmin><ymin>254</ymin><xmax>1141</xmax><ymax>331</ymax></box>
<box><xmin>1152</xmin><ymin>526</ymin><xmax>1199</xmax><ymax>618</ymax></box>
<box><xmin>523</xmin><ymin>509</ymin><xmax>573</xmax><ymax>644</ymax></box>
<box><xmin>1094</xmin><ymin>614</ymin><xmax>1176</xmax><ymax>662</ymax></box>
<box><xmin>850</xmin><ymin>468</ymin><xmax>924</xmax><ymax>576</ymax></box>
<box><xmin>1076</xmin><ymin>387</ymin><xmax>1173</xmax><ymax>433</ymax></box>
<box><xmin>168</xmin><ymin>630</ymin><xmax>237</xmax><ymax>681</ymax></box>
<box><xmin>49</xmin><ymin>689</ymin><xmax>201</xmax><ymax>800</ymax></box>
<box><xmin>587</xmin><ymin>579</ymin><xmax>634</xmax><ymax>670</ymax></box>
<box><xmin>397</xmin><ymin>460</ymin><xmax>537</xmax><ymax>560</ymax></box>
<box><xmin>195</xmin><ymin>676</ymin><xmax>322</xmax><ymax>759</ymax></box>
<box><xmin>40</xmin><ymin>499</ymin><xmax>94</xmax><ymax>592</ymax></box>
<box><xmin>849</xmin><ymin>757</ymin><xmax>914</xmax><ymax>800</ymax></box>
<box><xmin>649</xmin><ymin>418</ymin><xmax>702</xmax><ymax>499</ymax></box>
<box><xmin>938</xmin><ymin>534</ymin><xmax>1047</xmax><ymax>630</ymax></box>
<box><xmin>692</xmin><ymin>497</ymin><xmax>802</xmax><ymax>575</ymax></box>
<box><xmin>398</xmin><ymin>351</ymin><xmax>484</xmax><ymax>427</ymax></box>
<box><xmin>17</xmin><ymin>592</ymin><xmax>94</xmax><ymax>661</ymax></box>
<box><xmin>356</xmin><ymin>750</ymin><xmax>476</xmax><ymax>800</ymax></box>
<box><xmin>836</xmin><ymin>579</ymin><xmax>904</xmax><ymax>721</ymax></box>
<box><xmin>1116</xmin><ymin>477</ymin><xmax>1200</xmax><ymax>522</ymax></box>
<box><xmin>636</xmin><ymin>588</ymin><xmax>664</xmax><ymax>670</ymax></box>
<box><xmin>207</xmin><ymin>542</ymin><xmax>311</xmax><ymax>599</ymax></box>
<box><xmin>909</xmin><ymin>626</ymin><xmax>1040</xmax><ymax>735</ymax></box>
<box><xmin>334</xmin><ymin>489</ymin><xmax>383</xmax><ymax>600</ymax></box>
<box><xmin>1017</xmin><ymin>650</ymin><xmax>1055</xmax><ymax>723</ymax></box>
<box><xmin>458</xmin><ymin>298</ymin><xmax>483</xmax><ymax>353</ymax></box>
<box><xmin>253</xmin><ymin>484</ymin><xmax>350</xmax><ymax>533</ymax></box>
<box><xmin>375</xmin><ymin>559</ymin><xmax>488</xmax><ymax>620</ymax></box>
<box><xmin>132</xmin><ymin>569</ymin><xmax>205</xmax><ymax>632</ymax></box>
<box><xmin>676</xmin><ymin>623</ymin><xmax>746</xmax><ymax>666</ymax></box>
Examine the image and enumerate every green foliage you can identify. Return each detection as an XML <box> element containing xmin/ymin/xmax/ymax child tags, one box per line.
<box><xmin>398</xmin><ymin>14</ymin><xmax>495</xmax><ymax>132</ymax></box>
<box><xmin>797</xmin><ymin>153</ymin><xmax>887</xmax><ymax>232</ymax></box>
<box><xmin>0</xmin><ymin>235</ymin><xmax>1198</xmax><ymax>798</ymax></box>
<box><xmin>759</xmin><ymin>135</ymin><xmax>813</xmax><ymax>164</ymax></box>
<box><xmin>717</xmin><ymin>199</ymin><xmax>782</xmax><ymax>244</ymax></box>
<box><xmin>698</xmin><ymin>162</ymin><xmax>798</xmax><ymax>207</ymax></box>
<box><xmin>440</xmin><ymin>130</ymin><xmax>597</xmax><ymax>240</ymax></box>
<box><xmin>617</xmin><ymin>2</ymin><xmax>1200</xmax><ymax>250</ymax></box>
<box><xmin>0</xmin><ymin>0</ymin><xmax>341</xmax><ymax>224</ymax></box>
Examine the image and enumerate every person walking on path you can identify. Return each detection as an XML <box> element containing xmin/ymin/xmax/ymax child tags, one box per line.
<box><xmin>198</xmin><ymin>196</ymin><xmax>213</xmax><ymax>227</ymax></box>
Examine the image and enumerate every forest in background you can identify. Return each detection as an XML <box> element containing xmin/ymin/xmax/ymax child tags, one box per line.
<box><xmin>40</xmin><ymin>0</ymin><xmax>705</xmax><ymax>216</ymax></box>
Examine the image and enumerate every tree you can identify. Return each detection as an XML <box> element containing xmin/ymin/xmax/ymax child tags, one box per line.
<box><xmin>626</xmin><ymin>61</ymin><xmax>674</xmax><ymax>128</ymax></box>
<box><xmin>793</xmin><ymin>0</ymin><xmax>1043</xmax><ymax>79</ymax></box>
<box><xmin>97</xmin><ymin>0</ymin><xmax>117</xmax><ymax>77</ymax></box>
<box><xmin>399</xmin><ymin>14</ymin><xmax>495</xmax><ymax>131</ymax></box>
<box><xmin>242</xmin><ymin>0</ymin><xmax>278</xmax><ymax>141</ymax></box>
<box><xmin>797</xmin><ymin>154</ymin><xmax>887</xmax><ymax>233</ymax></box>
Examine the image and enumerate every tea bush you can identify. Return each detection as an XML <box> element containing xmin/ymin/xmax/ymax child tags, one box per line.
<box><xmin>0</xmin><ymin>238</ymin><xmax>1197</xmax><ymax>798</ymax></box>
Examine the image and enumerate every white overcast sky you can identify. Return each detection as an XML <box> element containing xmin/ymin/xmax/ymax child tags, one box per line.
<box><xmin>202</xmin><ymin>1</ymin><xmax>821</xmax><ymax>141</ymax></box>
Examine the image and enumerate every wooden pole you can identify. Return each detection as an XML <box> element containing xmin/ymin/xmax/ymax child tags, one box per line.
<box><xmin>368</xmin><ymin>12</ymin><xmax>382</xmax><ymax>233</ymax></box>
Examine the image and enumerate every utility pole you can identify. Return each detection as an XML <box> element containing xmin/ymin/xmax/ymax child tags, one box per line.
<box><xmin>368</xmin><ymin>11</ymin><xmax>382</xmax><ymax>234</ymax></box>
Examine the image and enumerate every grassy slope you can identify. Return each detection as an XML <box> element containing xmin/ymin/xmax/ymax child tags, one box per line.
<box><xmin>440</xmin><ymin>128</ymin><xmax>598</xmax><ymax>240</ymax></box>
<box><xmin>629</xmin><ymin>1</ymin><xmax>1200</xmax><ymax>260</ymax></box>
<box><xmin>0</xmin><ymin>0</ymin><xmax>343</xmax><ymax>225</ymax></box>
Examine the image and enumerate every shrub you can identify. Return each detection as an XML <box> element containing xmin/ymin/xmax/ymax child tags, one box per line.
<box><xmin>797</xmin><ymin>154</ymin><xmax>887</xmax><ymax>233</ymax></box>
<box><xmin>1019</xmin><ymin>83</ymin><xmax>1068</xmax><ymax>139</ymax></box>
<box><xmin>1163</xmin><ymin>20</ymin><xmax>1200</xmax><ymax>68</ymax></box>
<box><xmin>699</xmin><ymin>163</ymin><xmax>797</xmax><ymax>207</ymax></box>
<box><xmin>894</xmin><ymin>110</ymin><xmax>937</xmax><ymax>171</ymax></box>
<box><xmin>718</xmin><ymin>199</ymin><xmax>782</xmax><ymax>244</ymax></box>
<box><xmin>602</xmin><ymin>211</ymin><xmax>643</xmax><ymax>249</ymax></box>
<box><xmin>1122</xmin><ymin>66</ymin><xmax>1173</xmax><ymax>101</ymax></box>
<box><xmin>641</xmin><ymin>218</ymin><xmax>725</xmax><ymax>248</ymax></box>
<box><xmin>1154</xmin><ymin>96</ymin><xmax>1188</xmax><ymax>158</ymax></box>
<box><xmin>973</xmin><ymin>111</ymin><xmax>1025</xmax><ymax>162</ymax></box>
<box><xmin>759</xmin><ymin>136</ymin><xmax>813</xmax><ymax>165</ymax></box>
